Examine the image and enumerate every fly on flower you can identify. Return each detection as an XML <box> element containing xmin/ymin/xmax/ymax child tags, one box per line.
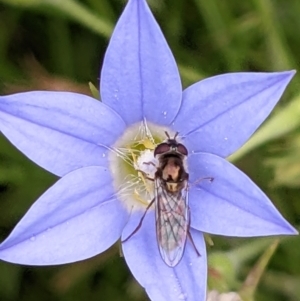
<box><xmin>154</xmin><ymin>132</ymin><xmax>190</xmax><ymax>267</ymax></box>
<box><xmin>124</xmin><ymin>132</ymin><xmax>209</xmax><ymax>267</ymax></box>
<box><xmin>0</xmin><ymin>0</ymin><xmax>297</xmax><ymax>299</ymax></box>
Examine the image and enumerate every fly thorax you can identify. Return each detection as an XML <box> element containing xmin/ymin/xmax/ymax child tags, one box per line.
<box><xmin>162</xmin><ymin>157</ymin><xmax>180</xmax><ymax>182</ymax></box>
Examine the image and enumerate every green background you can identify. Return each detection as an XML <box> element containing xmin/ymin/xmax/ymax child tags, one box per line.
<box><xmin>0</xmin><ymin>0</ymin><xmax>299</xmax><ymax>300</ymax></box>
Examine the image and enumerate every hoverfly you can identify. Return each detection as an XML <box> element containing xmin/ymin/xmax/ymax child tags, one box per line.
<box><xmin>153</xmin><ymin>131</ymin><xmax>191</xmax><ymax>266</ymax></box>
<box><xmin>123</xmin><ymin>132</ymin><xmax>200</xmax><ymax>267</ymax></box>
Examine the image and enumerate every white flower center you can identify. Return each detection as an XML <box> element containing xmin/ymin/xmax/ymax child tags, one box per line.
<box><xmin>108</xmin><ymin>121</ymin><xmax>175</xmax><ymax>212</ymax></box>
<box><xmin>134</xmin><ymin>149</ymin><xmax>158</xmax><ymax>179</ymax></box>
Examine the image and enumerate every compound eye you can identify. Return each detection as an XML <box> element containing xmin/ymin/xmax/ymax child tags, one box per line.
<box><xmin>177</xmin><ymin>144</ymin><xmax>188</xmax><ymax>156</ymax></box>
<box><xmin>154</xmin><ymin>143</ymin><xmax>170</xmax><ymax>156</ymax></box>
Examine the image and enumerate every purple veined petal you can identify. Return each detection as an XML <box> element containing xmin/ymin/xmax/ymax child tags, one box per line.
<box><xmin>100</xmin><ymin>0</ymin><xmax>182</xmax><ymax>126</ymax></box>
<box><xmin>172</xmin><ymin>71</ymin><xmax>295</xmax><ymax>158</ymax></box>
<box><xmin>0</xmin><ymin>91</ymin><xmax>126</xmax><ymax>177</ymax></box>
<box><xmin>122</xmin><ymin>210</ymin><xmax>207</xmax><ymax>301</ymax></box>
<box><xmin>188</xmin><ymin>152</ymin><xmax>298</xmax><ymax>236</ymax></box>
<box><xmin>0</xmin><ymin>166</ymin><xmax>129</xmax><ymax>265</ymax></box>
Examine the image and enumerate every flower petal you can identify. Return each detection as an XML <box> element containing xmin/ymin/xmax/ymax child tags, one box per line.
<box><xmin>0</xmin><ymin>166</ymin><xmax>129</xmax><ymax>265</ymax></box>
<box><xmin>100</xmin><ymin>0</ymin><xmax>182</xmax><ymax>126</ymax></box>
<box><xmin>173</xmin><ymin>71</ymin><xmax>295</xmax><ymax>157</ymax></box>
<box><xmin>188</xmin><ymin>153</ymin><xmax>297</xmax><ymax>236</ymax></box>
<box><xmin>0</xmin><ymin>91</ymin><xmax>126</xmax><ymax>176</ymax></box>
<box><xmin>122</xmin><ymin>210</ymin><xmax>207</xmax><ymax>301</ymax></box>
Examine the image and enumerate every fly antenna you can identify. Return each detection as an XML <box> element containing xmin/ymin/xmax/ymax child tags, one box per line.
<box><xmin>164</xmin><ymin>131</ymin><xmax>179</xmax><ymax>140</ymax></box>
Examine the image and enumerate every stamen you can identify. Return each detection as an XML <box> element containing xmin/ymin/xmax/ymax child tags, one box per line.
<box><xmin>108</xmin><ymin>121</ymin><xmax>175</xmax><ymax>212</ymax></box>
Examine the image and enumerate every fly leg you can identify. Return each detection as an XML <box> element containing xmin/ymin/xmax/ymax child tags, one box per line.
<box><xmin>187</xmin><ymin>207</ymin><xmax>201</xmax><ymax>257</ymax></box>
<box><xmin>143</xmin><ymin>161</ymin><xmax>156</xmax><ymax>167</ymax></box>
<box><xmin>187</xmin><ymin>231</ymin><xmax>201</xmax><ymax>257</ymax></box>
<box><xmin>192</xmin><ymin>177</ymin><xmax>214</xmax><ymax>186</ymax></box>
<box><xmin>122</xmin><ymin>198</ymin><xmax>155</xmax><ymax>243</ymax></box>
<box><xmin>135</xmin><ymin>168</ymin><xmax>154</xmax><ymax>182</ymax></box>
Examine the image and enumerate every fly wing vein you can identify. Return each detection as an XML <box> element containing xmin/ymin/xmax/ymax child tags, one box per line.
<box><xmin>155</xmin><ymin>178</ymin><xmax>189</xmax><ymax>266</ymax></box>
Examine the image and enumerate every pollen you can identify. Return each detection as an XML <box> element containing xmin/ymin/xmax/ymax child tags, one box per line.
<box><xmin>108</xmin><ymin>121</ymin><xmax>174</xmax><ymax>212</ymax></box>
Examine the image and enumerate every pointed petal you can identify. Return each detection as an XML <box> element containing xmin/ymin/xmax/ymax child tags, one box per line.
<box><xmin>188</xmin><ymin>153</ymin><xmax>297</xmax><ymax>236</ymax></box>
<box><xmin>0</xmin><ymin>166</ymin><xmax>129</xmax><ymax>265</ymax></box>
<box><xmin>173</xmin><ymin>71</ymin><xmax>295</xmax><ymax>157</ymax></box>
<box><xmin>0</xmin><ymin>91</ymin><xmax>126</xmax><ymax>176</ymax></box>
<box><xmin>122</xmin><ymin>210</ymin><xmax>207</xmax><ymax>301</ymax></box>
<box><xmin>100</xmin><ymin>0</ymin><xmax>182</xmax><ymax>126</ymax></box>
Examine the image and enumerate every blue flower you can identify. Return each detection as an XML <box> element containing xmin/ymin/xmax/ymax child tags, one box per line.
<box><xmin>0</xmin><ymin>0</ymin><xmax>297</xmax><ymax>300</ymax></box>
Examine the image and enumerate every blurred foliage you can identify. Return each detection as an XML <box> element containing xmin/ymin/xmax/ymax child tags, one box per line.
<box><xmin>266</xmin><ymin>133</ymin><xmax>300</xmax><ymax>187</ymax></box>
<box><xmin>0</xmin><ymin>0</ymin><xmax>299</xmax><ymax>300</ymax></box>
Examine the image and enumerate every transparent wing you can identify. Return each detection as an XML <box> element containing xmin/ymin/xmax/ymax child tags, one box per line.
<box><xmin>155</xmin><ymin>178</ymin><xmax>189</xmax><ymax>267</ymax></box>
